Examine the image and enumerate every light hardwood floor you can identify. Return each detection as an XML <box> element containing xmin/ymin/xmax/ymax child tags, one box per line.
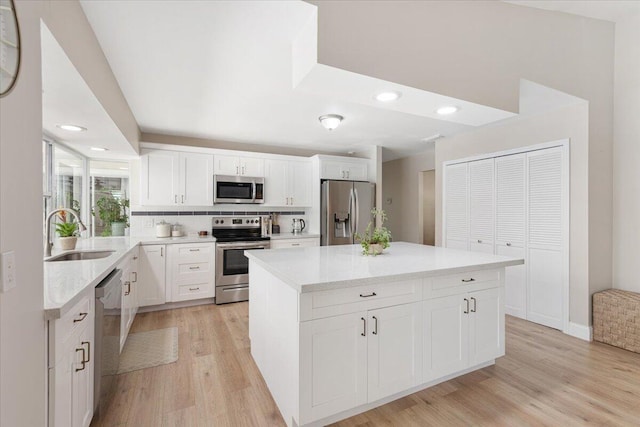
<box><xmin>91</xmin><ymin>302</ymin><xmax>640</xmax><ymax>427</ymax></box>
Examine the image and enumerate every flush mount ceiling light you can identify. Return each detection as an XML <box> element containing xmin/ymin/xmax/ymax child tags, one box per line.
<box><xmin>436</xmin><ymin>106</ymin><xmax>459</xmax><ymax>115</ymax></box>
<box><xmin>56</xmin><ymin>124</ymin><xmax>87</xmax><ymax>132</ymax></box>
<box><xmin>90</xmin><ymin>147</ymin><xmax>108</xmax><ymax>152</ymax></box>
<box><xmin>375</xmin><ymin>91</ymin><xmax>401</xmax><ymax>102</ymax></box>
<box><xmin>319</xmin><ymin>114</ymin><xmax>344</xmax><ymax>131</ymax></box>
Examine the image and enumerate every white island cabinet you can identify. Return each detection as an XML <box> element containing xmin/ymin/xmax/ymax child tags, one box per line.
<box><xmin>246</xmin><ymin>242</ymin><xmax>522</xmax><ymax>427</ymax></box>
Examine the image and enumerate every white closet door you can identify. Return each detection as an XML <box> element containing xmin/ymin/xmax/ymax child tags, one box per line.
<box><xmin>526</xmin><ymin>147</ymin><xmax>564</xmax><ymax>330</ymax></box>
<box><xmin>468</xmin><ymin>159</ymin><xmax>494</xmax><ymax>253</ymax></box>
<box><xmin>444</xmin><ymin>163</ymin><xmax>469</xmax><ymax>250</ymax></box>
<box><xmin>495</xmin><ymin>154</ymin><xmax>527</xmax><ymax>318</ymax></box>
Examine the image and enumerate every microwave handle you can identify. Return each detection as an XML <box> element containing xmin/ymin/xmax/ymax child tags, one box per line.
<box><xmin>252</xmin><ymin>180</ymin><xmax>256</xmax><ymax>202</ymax></box>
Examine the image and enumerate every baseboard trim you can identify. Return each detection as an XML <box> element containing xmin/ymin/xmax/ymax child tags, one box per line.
<box><xmin>567</xmin><ymin>322</ymin><xmax>592</xmax><ymax>341</ymax></box>
<box><xmin>137</xmin><ymin>297</ymin><xmax>216</xmax><ymax>313</ymax></box>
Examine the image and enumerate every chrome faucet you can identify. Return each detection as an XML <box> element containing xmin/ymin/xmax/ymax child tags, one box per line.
<box><xmin>44</xmin><ymin>208</ymin><xmax>87</xmax><ymax>257</ymax></box>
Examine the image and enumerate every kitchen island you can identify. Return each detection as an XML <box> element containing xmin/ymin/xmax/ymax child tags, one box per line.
<box><xmin>245</xmin><ymin>242</ymin><xmax>524</xmax><ymax>427</ymax></box>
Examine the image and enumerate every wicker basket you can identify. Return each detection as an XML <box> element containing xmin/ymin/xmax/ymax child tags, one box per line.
<box><xmin>593</xmin><ymin>289</ymin><xmax>640</xmax><ymax>353</ymax></box>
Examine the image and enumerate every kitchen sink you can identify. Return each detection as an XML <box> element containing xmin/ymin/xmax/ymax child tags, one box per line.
<box><xmin>45</xmin><ymin>250</ymin><xmax>115</xmax><ymax>262</ymax></box>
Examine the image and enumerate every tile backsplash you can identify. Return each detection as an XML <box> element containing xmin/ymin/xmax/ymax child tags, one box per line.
<box><xmin>130</xmin><ymin>210</ymin><xmax>308</xmax><ymax>237</ymax></box>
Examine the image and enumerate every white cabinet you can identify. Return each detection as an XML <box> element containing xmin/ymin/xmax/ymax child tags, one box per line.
<box><xmin>214</xmin><ymin>154</ymin><xmax>264</xmax><ymax>177</ymax></box>
<box><xmin>138</xmin><ymin>245</ymin><xmax>166</xmax><ymax>307</ymax></box>
<box><xmin>120</xmin><ymin>247</ymin><xmax>139</xmax><ymax>352</ymax></box>
<box><xmin>423</xmin><ymin>287</ymin><xmax>503</xmax><ymax>382</ymax></box>
<box><xmin>140</xmin><ymin>149</ymin><xmax>213</xmax><ymax>206</ymax></box>
<box><xmin>167</xmin><ymin>242</ymin><xmax>215</xmax><ymax>302</ymax></box>
<box><xmin>265</xmin><ymin>159</ymin><xmax>312</xmax><ymax>207</ymax></box>
<box><xmin>468</xmin><ymin>158</ymin><xmax>494</xmax><ymax>253</ymax></box>
<box><xmin>270</xmin><ymin>237</ymin><xmax>319</xmax><ymax>249</ymax></box>
<box><xmin>444</xmin><ymin>162</ymin><xmax>469</xmax><ymax>250</ymax></box>
<box><xmin>319</xmin><ymin>156</ymin><xmax>368</xmax><ymax>181</ymax></box>
<box><xmin>49</xmin><ymin>292</ymin><xmax>95</xmax><ymax>427</ymax></box>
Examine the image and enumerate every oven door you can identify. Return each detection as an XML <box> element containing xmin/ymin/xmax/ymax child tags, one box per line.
<box><xmin>215</xmin><ymin>241</ymin><xmax>270</xmax><ymax>287</ymax></box>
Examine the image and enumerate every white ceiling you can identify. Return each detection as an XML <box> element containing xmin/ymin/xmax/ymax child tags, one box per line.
<box><xmin>41</xmin><ymin>25</ymin><xmax>138</xmax><ymax>160</ymax></box>
<box><xmin>78</xmin><ymin>0</ymin><xmax>517</xmax><ymax>162</ymax></box>
<box><xmin>505</xmin><ymin>1</ymin><xmax>640</xmax><ymax>23</ymax></box>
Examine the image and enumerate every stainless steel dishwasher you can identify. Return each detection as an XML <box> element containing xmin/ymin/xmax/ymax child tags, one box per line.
<box><xmin>94</xmin><ymin>268</ymin><xmax>122</xmax><ymax>415</ymax></box>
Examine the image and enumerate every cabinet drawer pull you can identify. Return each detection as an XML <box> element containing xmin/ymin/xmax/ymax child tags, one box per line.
<box><xmin>82</xmin><ymin>341</ymin><xmax>91</xmax><ymax>363</ymax></box>
<box><xmin>359</xmin><ymin>292</ymin><xmax>377</xmax><ymax>298</ymax></box>
<box><xmin>477</xmin><ymin>239</ymin><xmax>482</xmax><ymax>243</ymax></box>
<box><xmin>372</xmin><ymin>316</ymin><xmax>378</xmax><ymax>335</ymax></box>
<box><xmin>189</xmin><ymin>266</ymin><xmax>200</xmax><ymax>270</ymax></box>
<box><xmin>464</xmin><ymin>298</ymin><xmax>469</xmax><ymax>314</ymax></box>
<box><xmin>73</xmin><ymin>312</ymin><xmax>88</xmax><ymax>323</ymax></box>
<box><xmin>75</xmin><ymin>347</ymin><xmax>86</xmax><ymax>372</ymax></box>
<box><xmin>189</xmin><ymin>249</ymin><xmax>200</xmax><ymax>252</ymax></box>
<box><xmin>124</xmin><ymin>281</ymin><xmax>131</xmax><ymax>296</ymax></box>
<box><xmin>133</xmin><ymin>256</ymin><xmax>138</xmax><ymax>260</ymax></box>
<box><xmin>470</xmin><ymin>297</ymin><xmax>477</xmax><ymax>313</ymax></box>
<box><xmin>361</xmin><ymin>317</ymin><xmax>366</xmax><ymax>336</ymax></box>
<box><xmin>291</xmin><ymin>243</ymin><xmax>300</xmax><ymax>247</ymax></box>
<box><xmin>189</xmin><ymin>287</ymin><xmax>200</xmax><ymax>291</ymax></box>
<box><xmin>461</xmin><ymin>278</ymin><xmax>475</xmax><ymax>283</ymax></box>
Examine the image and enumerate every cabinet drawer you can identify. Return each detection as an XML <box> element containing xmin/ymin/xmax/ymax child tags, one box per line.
<box><xmin>271</xmin><ymin>238</ymin><xmax>319</xmax><ymax>249</ymax></box>
<box><xmin>174</xmin><ymin>282</ymin><xmax>214</xmax><ymax>301</ymax></box>
<box><xmin>176</xmin><ymin>261</ymin><xmax>211</xmax><ymax>275</ymax></box>
<box><xmin>300</xmin><ymin>279</ymin><xmax>422</xmax><ymax>321</ymax></box>
<box><xmin>173</xmin><ymin>244</ymin><xmax>213</xmax><ymax>263</ymax></box>
<box><xmin>427</xmin><ymin>269</ymin><xmax>501</xmax><ymax>299</ymax></box>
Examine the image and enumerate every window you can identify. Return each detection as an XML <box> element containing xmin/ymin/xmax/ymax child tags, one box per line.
<box><xmin>90</xmin><ymin>160</ymin><xmax>130</xmax><ymax>236</ymax></box>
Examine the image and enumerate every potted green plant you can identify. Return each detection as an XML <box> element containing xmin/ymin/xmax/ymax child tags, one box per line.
<box><xmin>94</xmin><ymin>195</ymin><xmax>129</xmax><ymax>236</ymax></box>
<box><xmin>56</xmin><ymin>221</ymin><xmax>79</xmax><ymax>250</ymax></box>
<box><xmin>355</xmin><ymin>208</ymin><xmax>392</xmax><ymax>256</ymax></box>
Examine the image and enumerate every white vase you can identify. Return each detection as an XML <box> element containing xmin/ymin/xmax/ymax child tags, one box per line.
<box><xmin>111</xmin><ymin>222</ymin><xmax>126</xmax><ymax>236</ymax></box>
<box><xmin>58</xmin><ymin>237</ymin><xmax>77</xmax><ymax>251</ymax></box>
<box><xmin>366</xmin><ymin>243</ymin><xmax>384</xmax><ymax>255</ymax></box>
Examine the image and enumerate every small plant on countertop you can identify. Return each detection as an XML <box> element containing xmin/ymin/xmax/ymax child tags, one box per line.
<box><xmin>355</xmin><ymin>208</ymin><xmax>392</xmax><ymax>256</ymax></box>
<box><xmin>93</xmin><ymin>194</ymin><xmax>129</xmax><ymax>236</ymax></box>
<box><xmin>55</xmin><ymin>221</ymin><xmax>78</xmax><ymax>237</ymax></box>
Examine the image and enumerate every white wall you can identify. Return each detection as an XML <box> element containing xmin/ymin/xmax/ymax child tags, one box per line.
<box><xmin>0</xmin><ymin>2</ymin><xmax>47</xmax><ymax>425</ymax></box>
<box><xmin>612</xmin><ymin>11</ymin><xmax>640</xmax><ymax>293</ymax></box>
<box><xmin>435</xmin><ymin>102</ymin><xmax>590</xmax><ymax>328</ymax></box>
<box><xmin>381</xmin><ymin>150</ymin><xmax>435</xmax><ymax>243</ymax></box>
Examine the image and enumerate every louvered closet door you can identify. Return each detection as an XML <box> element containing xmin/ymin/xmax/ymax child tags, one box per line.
<box><xmin>444</xmin><ymin>163</ymin><xmax>469</xmax><ymax>250</ymax></box>
<box><xmin>527</xmin><ymin>147</ymin><xmax>564</xmax><ymax>330</ymax></box>
<box><xmin>495</xmin><ymin>154</ymin><xmax>527</xmax><ymax>319</ymax></box>
<box><xmin>468</xmin><ymin>159</ymin><xmax>495</xmax><ymax>254</ymax></box>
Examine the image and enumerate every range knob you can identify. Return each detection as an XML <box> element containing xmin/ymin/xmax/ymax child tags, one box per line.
<box><xmin>214</xmin><ymin>220</ymin><xmax>219</xmax><ymax>224</ymax></box>
<box><xmin>220</xmin><ymin>220</ymin><xmax>224</xmax><ymax>224</ymax></box>
<box><xmin>246</xmin><ymin>220</ymin><xmax>250</xmax><ymax>224</ymax></box>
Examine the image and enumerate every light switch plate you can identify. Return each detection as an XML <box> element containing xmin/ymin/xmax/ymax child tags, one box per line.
<box><xmin>1</xmin><ymin>251</ymin><xmax>17</xmax><ymax>292</ymax></box>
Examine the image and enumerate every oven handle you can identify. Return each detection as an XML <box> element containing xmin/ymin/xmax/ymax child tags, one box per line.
<box><xmin>216</xmin><ymin>242</ymin><xmax>270</xmax><ymax>249</ymax></box>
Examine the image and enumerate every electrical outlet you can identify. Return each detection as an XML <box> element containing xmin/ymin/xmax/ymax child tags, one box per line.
<box><xmin>1</xmin><ymin>251</ymin><xmax>17</xmax><ymax>293</ymax></box>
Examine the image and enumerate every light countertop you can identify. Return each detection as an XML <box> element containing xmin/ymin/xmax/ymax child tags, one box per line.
<box><xmin>268</xmin><ymin>233</ymin><xmax>320</xmax><ymax>240</ymax></box>
<box><xmin>44</xmin><ymin>235</ymin><xmax>216</xmax><ymax>320</ymax></box>
<box><xmin>245</xmin><ymin>242</ymin><xmax>524</xmax><ymax>293</ymax></box>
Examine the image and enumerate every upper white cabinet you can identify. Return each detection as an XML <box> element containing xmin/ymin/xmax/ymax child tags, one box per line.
<box><xmin>140</xmin><ymin>149</ymin><xmax>213</xmax><ymax>206</ymax></box>
<box><xmin>264</xmin><ymin>159</ymin><xmax>312</xmax><ymax>207</ymax></box>
<box><xmin>319</xmin><ymin>156</ymin><xmax>368</xmax><ymax>181</ymax></box>
<box><xmin>468</xmin><ymin>159</ymin><xmax>495</xmax><ymax>254</ymax></box>
<box><xmin>214</xmin><ymin>154</ymin><xmax>264</xmax><ymax>177</ymax></box>
<box><xmin>444</xmin><ymin>162</ymin><xmax>469</xmax><ymax>250</ymax></box>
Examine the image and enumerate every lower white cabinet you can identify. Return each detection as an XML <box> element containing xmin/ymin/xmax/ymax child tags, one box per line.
<box><xmin>138</xmin><ymin>244</ymin><xmax>166</xmax><ymax>307</ymax></box>
<box><xmin>270</xmin><ymin>237</ymin><xmax>319</xmax><ymax>249</ymax></box>
<box><xmin>423</xmin><ymin>287</ymin><xmax>504</xmax><ymax>382</ymax></box>
<box><xmin>120</xmin><ymin>247</ymin><xmax>139</xmax><ymax>352</ymax></box>
<box><xmin>49</xmin><ymin>291</ymin><xmax>95</xmax><ymax>427</ymax></box>
<box><xmin>166</xmin><ymin>242</ymin><xmax>215</xmax><ymax>302</ymax></box>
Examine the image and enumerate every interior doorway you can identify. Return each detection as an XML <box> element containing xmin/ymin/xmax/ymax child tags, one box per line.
<box><xmin>418</xmin><ymin>170</ymin><xmax>436</xmax><ymax>245</ymax></box>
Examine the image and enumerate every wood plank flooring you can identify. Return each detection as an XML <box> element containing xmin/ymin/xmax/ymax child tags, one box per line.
<box><xmin>91</xmin><ymin>303</ymin><xmax>640</xmax><ymax>427</ymax></box>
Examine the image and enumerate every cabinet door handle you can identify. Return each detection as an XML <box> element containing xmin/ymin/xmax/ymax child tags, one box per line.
<box><xmin>75</xmin><ymin>347</ymin><xmax>86</xmax><ymax>372</ymax></box>
<box><xmin>361</xmin><ymin>317</ymin><xmax>366</xmax><ymax>336</ymax></box>
<box><xmin>236</xmin><ymin>165</ymin><xmax>239</xmax><ymax>175</ymax></box>
<box><xmin>461</xmin><ymin>278</ymin><xmax>475</xmax><ymax>283</ymax></box>
<box><xmin>372</xmin><ymin>316</ymin><xmax>378</xmax><ymax>335</ymax></box>
<box><xmin>124</xmin><ymin>281</ymin><xmax>131</xmax><ymax>296</ymax></box>
<box><xmin>175</xmin><ymin>195</ymin><xmax>177</xmax><ymax>203</ymax></box>
<box><xmin>464</xmin><ymin>298</ymin><xmax>469</xmax><ymax>314</ymax></box>
<box><xmin>346</xmin><ymin>171</ymin><xmax>350</xmax><ymax>179</ymax></box>
<box><xmin>160</xmin><ymin>247</ymin><xmax>163</xmax><ymax>257</ymax></box>
<box><xmin>290</xmin><ymin>197</ymin><xmax>294</xmax><ymax>205</ymax></box>
<box><xmin>189</xmin><ymin>287</ymin><xmax>200</xmax><ymax>291</ymax></box>
<box><xmin>242</xmin><ymin>166</ymin><xmax>245</xmax><ymax>175</ymax></box>
<box><xmin>132</xmin><ymin>272</ymin><xmax>137</xmax><ymax>283</ymax></box>
<box><xmin>359</xmin><ymin>292</ymin><xmax>377</xmax><ymax>298</ymax></box>
<box><xmin>189</xmin><ymin>249</ymin><xmax>200</xmax><ymax>252</ymax></box>
<box><xmin>82</xmin><ymin>341</ymin><xmax>91</xmax><ymax>363</ymax></box>
<box><xmin>73</xmin><ymin>312</ymin><xmax>88</xmax><ymax>323</ymax></box>
<box><xmin>470</xmin><ymin>297</ymin><xmax>477</xmax><ymax>313</ymax></box>
<box><xmin>133</xmin><ymin>256</ymin><xmax>138</xmax><ymax>260</ymax></box>
<box><xmin>189</xmin><ymin>266</ymin><xmax>200</xmax><ymax>270</ymax></box>
<box><xmin>181</xmin><ymin>195</ymin><xmax>184</xmax><ymax>204</ymax></box>
<box><xmin>506</xmin><ymin>242</ymin><xmax>512</xmax><ymax>247</ymax></box>
<box><xmin>477</xmin><ymin>239</ymin><xmax>482</xmax><ymax>243</ymax></box>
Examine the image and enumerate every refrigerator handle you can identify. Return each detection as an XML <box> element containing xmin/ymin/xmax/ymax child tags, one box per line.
<box><xmin>354</xmin><ymin>188</ymin><xmax>359</xmax><ymax>236</ymax></box>
<box><xmin>349</xmin><ymin>188</ymin><xmax>356</xmax><ymax>236</ymax></box>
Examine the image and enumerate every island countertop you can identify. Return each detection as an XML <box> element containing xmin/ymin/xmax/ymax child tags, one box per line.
<box><xmin>245</xmin><ymin>241</ymin><xmax>524</xmax><ymax>293</ymax></box>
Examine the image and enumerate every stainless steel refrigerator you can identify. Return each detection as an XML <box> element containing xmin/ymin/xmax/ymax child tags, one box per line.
<box><xmin>321</xmin><ymin>180</ymin><xmax>375</xmax><ymax>246</ymax></box>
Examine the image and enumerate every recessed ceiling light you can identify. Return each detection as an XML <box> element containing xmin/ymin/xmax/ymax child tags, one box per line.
<box><xmin>319</xmin><ymin>114</ymin><xmax>344</xmax><ymax>131</ymax></box>
<box><xmin>375</xmin><ymin>91</ymin><xmax>401</xmax><ymax>102</ymax></box>
<box><xmin>90</xmin><ymin>147</ymin><xmax>108</xmax><ymax>152</ymax></box>
<box><xmin>57</xmin><ymin>124</ymin><xmax>87</xmax><ymax>132</ymax></box>
<box><xmin>436</xmin><ymin>106</ymin><xmax>459</xmax><ymax>115</ymax></box>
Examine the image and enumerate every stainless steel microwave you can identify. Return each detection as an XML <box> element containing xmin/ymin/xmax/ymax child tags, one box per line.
<box><xmin>213</xmin><ymin>175</ymin><xmax>265</xmax><ymax>204</ymax></box>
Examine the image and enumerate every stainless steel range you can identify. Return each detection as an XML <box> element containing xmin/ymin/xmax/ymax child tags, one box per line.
<box><xmin>212</xmin><ymin>215</ymin><xmax>270</xmax><ymax>304</ymax></box>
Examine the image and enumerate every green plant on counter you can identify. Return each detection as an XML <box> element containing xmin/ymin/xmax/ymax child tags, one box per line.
<box><xmin>355</xmin><ymin>208</ymin><xmax>392</xmax><ymax>256</ymax></box>
<box><xmin>56</xmin><ymin>221</ymin><xmax>78</xmax><ymax>237</ymax></box>
<box><xmin>93</xmin><ymin>194</ymin><xmax>129</xmax><ymax>236</ymax></box>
